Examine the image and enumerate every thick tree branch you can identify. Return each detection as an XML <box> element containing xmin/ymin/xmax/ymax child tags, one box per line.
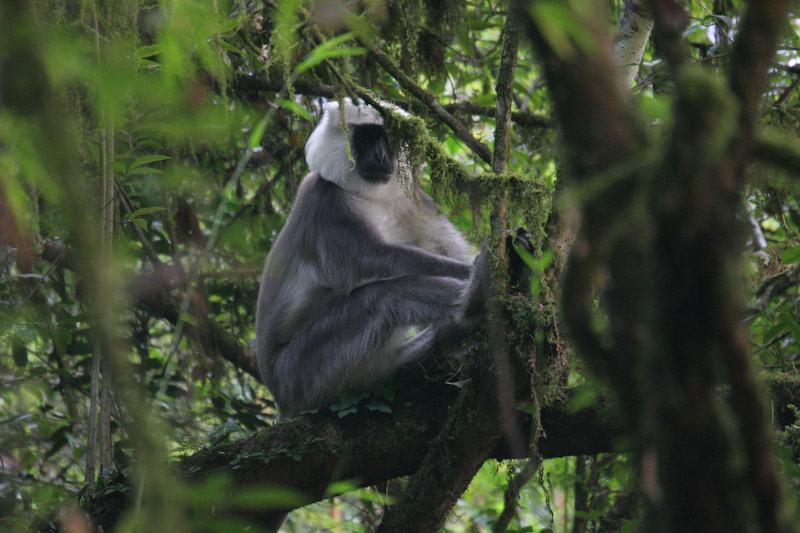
<box><xmin>231</xmin><ymin>71</ymin><xmax>553</xmax><ymax>129</ymax></box>
<box><xmin>84</xmin><ymin>379</ymin><xmax>623</xmax><ymax>530</ymax></box>
<box><xmin>40</xmin><ymin>245</ymin><xmax>261</xmax><ymax>380</ymax></box>
<box><xmin>518</xmin><ymin>0</ymin><xmax>649</xmax><ymax>418</ymax></box>
<box><xmin>442</xmin><ymin>102</ymin><xmax>553</xmax><ymax>129</ymax></box>
<box><xmin>722</xmin><ymin>3</ymin><xmax>792</xmax><ymax>530</ymax></box>
<box><xmin>127</xmin><ymin>265</ymin><xmax>261</xmax><ymax>380</ymax></box>
<box><xmin>376</xmin><ymin>369</ymin><xmax>503</xmax><ymax>533</ymax></box>
<box><xmin>729</xmin><ymin>0</ymin><xmax>789</xmax><ymax>143</ymax></box>
<box><xmin>82</xmin><ymin>374</ymin><xmax>800</xmax><ymax>531</ymax></box>
<box><xmin>231</xmin><ymin>71</ymin><xmax>337</xmax><ymax>101</ymax></box>
<box><xmin>649</xmin><ymin>2</ymin><xmax>791</xmax><ymax>530</ymax></box>
<box><xmin>754</xmin><ymin>131</ymin><xmax>800</xmax><ymax>176</ymax></box>
<box><xmin>615</xmin><ymin>0</ymin><xmax>654</xmax><ymax>88</ymax></box>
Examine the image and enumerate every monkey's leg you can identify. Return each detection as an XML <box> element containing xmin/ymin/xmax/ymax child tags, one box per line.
<box><xmin>270</xmin><ymin>275</ymin><xmax>467</xmax><ymax>413</ymax></box>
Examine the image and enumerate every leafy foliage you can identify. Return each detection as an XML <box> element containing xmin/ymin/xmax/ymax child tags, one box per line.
<box><xmin>1</xmin><ymin>0</ymin><xmax>800</xmax><ymax>531</ymax></box>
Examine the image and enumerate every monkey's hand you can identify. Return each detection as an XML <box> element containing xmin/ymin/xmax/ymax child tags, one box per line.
<box><xmin>461</xmin><ymin>247</ymin><xmax>490</xmax><ymax>323</ymax></box>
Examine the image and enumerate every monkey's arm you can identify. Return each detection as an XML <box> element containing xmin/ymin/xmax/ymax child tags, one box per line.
<box><xmin>312</xmin><ymin>199</ymin><xmax>471</xmax><ymax>289</ymax></box>
<box><xmin>317</xmin><ymin>232</ymin><xmax>472</xmax><ymax>290</ymax></box>
<box><xmin>302</xmin><ymin>177</ymin><xmax>472</xmax><ymax>288</ymax></box>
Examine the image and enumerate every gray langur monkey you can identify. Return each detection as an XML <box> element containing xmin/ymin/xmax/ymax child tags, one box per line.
<box><xmin>256</xmin><ymin>99</ymin><xmax>487</xmax><ymax>418</ymax></box>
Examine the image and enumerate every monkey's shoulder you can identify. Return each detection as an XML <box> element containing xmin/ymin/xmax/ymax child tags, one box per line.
<box><xmin>292</xmin><ymin>172</ymin><xmax>362</xmax><ymax>224</ymax></box>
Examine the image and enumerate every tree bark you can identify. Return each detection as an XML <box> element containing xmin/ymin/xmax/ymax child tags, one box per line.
<box><xmin>81</xmin><ymin>374</ymin><xmax>800</xmax><ymax>530</ymax></box>
<box><xmin>614</xmin><ymin>0</ymin><xmax>654</xmax><ymax>89</ymax></box>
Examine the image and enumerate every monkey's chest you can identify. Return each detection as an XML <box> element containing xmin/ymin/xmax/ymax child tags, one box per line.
<box><xmin>366</xmin><ymin>209</ymin><xmax>437</xmax><ymax>250</ymax></box>
<box><xmin>350</xmin><ymin>195</ymin><xmax>442</xmax><ymax>252</ymax></box>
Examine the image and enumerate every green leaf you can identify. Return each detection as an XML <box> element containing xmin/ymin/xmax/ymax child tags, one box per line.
<box><xmin>125</xmin><ymin>207</ymin><xmax>167</xmax><ymax>219</ymax></box>
<box><xmin>12</xmin><ymin>338</ymin><xmax>27</xmax><ymax>367</ymax></box>
<box><xmin>780</xmin><ymin>244</ymin><xmax>800</xmax><ymax>264</ymax></box>
<box><xmin>527</xmin><ymin>3</ymin><xmax>597</xmax><ymax>59</ymax></box>
<box><xmin>219</xmin><ymin>41</ymin><xmax>243</xmax><ymax>56</ymax></box>
<box><xmin>295</xmin><ymin>32</ymin><xmax>366</xmax><ymax>74</ymax></box>
<box><xmin>527</xmin><ymin>3</ymin><xmax>576</xmax><ymax>59</ymax></box>
<box><xmin>137</xmin><ymin>58</ymin><xmax>162</xmax><ymax>69</ymax></box>
<box><xmin>135</xmin><ymin>44</ymin><xmax>165</xmax><ymax>58</ymax></box>
<box><xmin>130</xmin><ymin>155</ymin><xmax>171</xmax><ymax>170</ymax></box>
<box><xmin>127</xmin><ymin>166</ymin><xmax>163</xmax><ymax>175</ymax></box>
<box><xmin>249</xmin><ymin>116</ymin><xmax>269</xmax><ymax>149</ymax></box>
<box><xmin>779</xmin><ymin>310</ymin><xmax>800</xmax><ymax>346</ymax></box>
<box><xmin>763</xmin><ymin>323</ymin><xmax>788</xmax><ymax>345</ymax></box>
<box><xmin>54</xmin><ymin>328</ymin><xmax>72</xmax><ymax>349</ymax></box>
<box><xmin>229</xmin><ymin>485</ymin><xmax>309</xmax><ymax>510</ymax></box>
<box><xmin>324</xmin><ymin>479</ymin><xmax>359</xmax><ymax>497</ymax></box>
<box><xmin>277</xmin><ymin>99</ymin><xmax>311</xmax><ymax>120</ymax></box>
<box><xmin>179</xmin><ymin>311</ymin><xmax>199</xmax><ymax>327</ymax></box>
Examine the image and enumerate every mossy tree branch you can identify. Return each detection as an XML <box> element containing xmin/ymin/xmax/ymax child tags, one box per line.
<box><xmin>81</xmin><ymin>374</ymin><xmax>800</xmax><ymax>531</ymax></box>
<box><xmin>358</xmin><ymin>37</ymin><xmax>494</xmax><ymax>165</ymax></box>
<box><xmin>519</xmin><ymin>0</ymin><xmax>795</xmax><ymax>530</ymax></box>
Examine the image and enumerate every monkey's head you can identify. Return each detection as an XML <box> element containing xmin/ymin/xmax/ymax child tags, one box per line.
<box><xmin>305</xmin><ymin>99</ymin><xmax>400</xmax><ymax>193</ymax></box>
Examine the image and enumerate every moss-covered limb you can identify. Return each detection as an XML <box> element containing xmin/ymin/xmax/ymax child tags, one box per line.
<box><xmin>493</xmin><ymin>14</ymin><xmax>521</xmax><ymax>176</ymax></box>
<box><xmin>230</xmin><ymin>71</ymin><xmax>337</xmax><ymax>101</ymax></box>
<box><xmin>82</xmin><ymin>374</ymin><xmax>800</xmax><ymax>530</ymax></box>
<box><xmin>375</xmin><ymin>104</ymin><xmax>552</xmax><ymax>248</ymax></box>
<box><xmin>375</xmin><ymin>20</ymin><xmax>528</xmax><ymax>529</ymax></box>
<box><xmin>489</xmin><ymin>9</ymin><xmax>525</xmax><ymax>460</ymax></box>
<box><xmin>443</xmin><ymin>102</ymin><xmax>553</xmax><ymax>130</ymax></box>
<box><xmin>519</xmin><ymin>0</ymin><xmax>649</xmax><ymax>409</ymax></box>
<box><xmin>729</xmin><ymin>0</ymin><xmax>789</xmax><ymax>146</ymax></box>
<box><xmin>229</xmin><ymin>70</ymin><xmax>554</xmax><ymax>130</ymax></box>
<box><xmin>376</xmin><ymin>361</ymin><xmax>504</xmax><ymax>533</ymax></box>
<box><xmin>520</xmin><ymin>0</ymin><xmax>650</xmax><ymax>399</ymax></box>
<box><xmin>650</xmin><ymin>12</ymin><xmax>791</xmax><ymax>527</ymax></box>
<box><xmin>357</xmin><ymin>36</ymin><xmax>493</xmax><ymax>165</ymax></box>
<box><xmin>754</xmin><ymin>132</ymin><xmax>800</xmax><ymax>176</ymax></box>
<box><xmin>40</xmin><ymin>242</ymin><xmax>262</xmax><ymax>381</ymax></box>
<box><xmin>517</xmin><ymin>2</ymin><xmax>648</xmax><ymax>180</ymax></box>
<box><xmin>753</xmin><ymin>264</ymin><xmax>800</xmax><ymax>312</ymax></box>
<box><xmin>650</xmin><ymin>0</ymin><xmax>692</xmax><ymax>69</ymax></box>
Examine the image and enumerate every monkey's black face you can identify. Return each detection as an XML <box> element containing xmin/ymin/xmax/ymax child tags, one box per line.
<box><xmin>351</xmin><ymin>124</ymin><xmax>395</xmax><ymax>184</ymax></box>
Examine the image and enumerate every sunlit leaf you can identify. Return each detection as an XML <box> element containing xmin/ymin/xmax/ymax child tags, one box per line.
<box><xmin>129</xmin><ymin>155</ymin><xmax>171</xmax><ymax>170</ymax></box>
<box><xmin>277</xmin><ymin>99</ymin><xmax>311</xmax><ymax>120</ymax></box>
<box><xmin>127</xmin><ymin>166</ymin><xmax>163</xmax><ymax>175</ymax></box>
<box><xmin>229</xmin><ymin>485</ymin><xmax>310</xmax><ymax>510</ymax></box>
<box><xmin>780</xmin><ymin>244</ymin><xmax>800</xmax><ymax>264</ymax></box>
<box><xmin>135</xmin><ymin>44</ymin><xmax>165</xmax><ymax>58</ymax></box>
<box><xmin>249</xmin><ymin>115</ymin><xmax>269</xmax><ymax>149</ymax></box>
<box><xmin>125</xmin><ymin>206</ymin><xmax>167</xmax><ymax>219</ymax></box>
<box><xmin>295</xmin><ymin>32</ymin><xmax>366</xmax><ymax>74</ymax></box>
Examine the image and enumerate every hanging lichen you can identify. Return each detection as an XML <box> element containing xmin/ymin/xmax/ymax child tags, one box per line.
<box><xmin>383</xmin><ymin>0</ymin><xmax>423</xmax><ymax>76</ymax></box>
<box><xmin>419</xmin><ymin>0</ymin><xmax>464</xmax><ymax>80</ymax></box>
<box><xmin>379</xmin><ymin>106</ymin><xmax>552</xmax><ymax>257</ymax></box>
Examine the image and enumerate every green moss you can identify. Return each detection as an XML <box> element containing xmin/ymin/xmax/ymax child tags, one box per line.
<box><xmin>382</xmin><ymin>110</ymin><xmax>553</xmax><ymax>254</ymax></box>
<box><xmin>673</xmin><ymin>66</ymin><xmax>739</xmax><ymax>164</ymax></box>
